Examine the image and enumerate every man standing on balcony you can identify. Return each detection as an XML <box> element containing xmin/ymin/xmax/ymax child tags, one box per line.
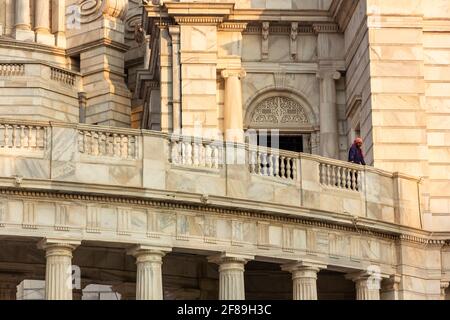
<box><xmin>348</xmin><ymin>138</ymin><xmax>366</xmax><ymax>165</ymax></box>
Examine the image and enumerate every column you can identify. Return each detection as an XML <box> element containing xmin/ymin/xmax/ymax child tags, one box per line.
<box><xmin>38</xmin><ymin>239</ymin><xmax>80</xmax><ymax>300</ymax></box>
<box><xmin>14</xmin><ymin>0</ymin><xmax>34</xmax><ymax>41</ymax></box>
<box><xmin>169</xmin><ymin>25</ymin><xmax>181</xmax><ymax>135</ymax></box>
<box><xmin>51</xmin><ymin>0</ymin><xmax>66</xmax><ymax>47</ymax></box>
<box><xmin>208</xmin><ymin>253</ymin><xmax>253</xmax><ymax>300</ymax></box>
<box><xmin>127</xmin><ymin>245</ymin><xmax>171</xmax><ymax>300</ymax></box>
<box><xmin>282</xmin><ymin>261</ymin><xmax>326</xmax><ymax>300</ymax></box>
<box><xmin>317</xmin><ymin>70</ymin><xmax>341</xmax><ymax>159</ymax></box>
<box><xmin>346</xmin><ymin>271</ymin><xmax>382</xmax><ymax>300</ymax></box>
<box><xmin>34</xmin><ymin>0</ymin><xmax>54</xmax><ymax>45</ymax></box>
<box><xmin>221</xmin><ymin>69</ymin><xmax>246</xmax><ymax>143</ymax></box>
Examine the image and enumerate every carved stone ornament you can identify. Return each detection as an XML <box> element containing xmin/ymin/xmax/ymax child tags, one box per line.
<box><xmin>251</xmin><ymin>96</ymin><xmax>309</xmax><ymax>126</ymax></box>
<box><xmin>78</xmin><ymin>0</ymin><xmax>128</xmax><ymax>23</ymax></box>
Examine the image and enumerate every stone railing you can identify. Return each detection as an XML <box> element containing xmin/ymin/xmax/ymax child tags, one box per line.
<box><xmin>319</xmin><ymin>159</ymin><xmax>363</xmax><ymax>192</ymax></box>
<box><xmin>0</xmin><ymin>119</ymin><xmax>423</xmax><ymax>230</ymax></box>
<box><xmin>0</xmin><ymin>121</ymin><xmax>46</xmax><ymax>150</ymax></box>
<box><xmin>0</xmin><ymin>63</ymin><xmax>25</xmax><ymax>76</ymax></box>
<box><xmin>50</xmin><ymin>67</ymin><xmax>76</xmax><ymax>86</ymax></box>
<box><xmin>169</xmin><ymin>135</ymin><xmax>223</xmax><ymax>169</ymax></box>
<box><xmin>0</xmin><ymin>60</ymin><xmax>81</xmax><ymax>89</ymax></box>
<box><xmin>248</xmin><ymin>146</ymin><xmax>297</xmax><ymax>181</ymax></box>
<box><xmin>77</xmin><ymin>128</ymin><xmax>138</xmax><ymax>160</ymax></box>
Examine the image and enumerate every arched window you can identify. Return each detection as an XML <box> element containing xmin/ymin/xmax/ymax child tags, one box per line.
<box><xmin>245</xmin><ymin>90</ymin><xmax>317</xmax><ymax>154</ymax></box>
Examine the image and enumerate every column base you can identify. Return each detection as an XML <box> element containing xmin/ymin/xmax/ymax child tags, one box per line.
<box><xmin>14</xmin><ymin>29</ymin><xmax>35</xmax><ymax>42</ymax></box>
<box><xmin>36</xmin><ymin>32</ymin><xmax>55</xmax><ymax>46</ymax></box>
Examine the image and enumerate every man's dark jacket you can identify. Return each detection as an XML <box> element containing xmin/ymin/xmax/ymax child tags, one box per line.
<box><xmin>348</xmin><ymin>144</ymin><xmax>366</xmax><ymax>165</ymax></box>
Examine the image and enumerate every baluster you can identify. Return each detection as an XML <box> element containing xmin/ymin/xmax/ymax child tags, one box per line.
<box><xmin>351</xmin><ymin>169</ymin><xmax>357</xmax><ymax>190</ymax></box>
<box><xmin>261</xmin><ymin>153</ymin><xmax>268</xmax><ymax>175</ymax></box>
<box><xmin>27</xmin><ymin>126</ymin><xmax>34</xmax><ymax>148</ymax></box>
<box><xmin>4</xmin><ymin>125</ymin><xmax>10</xmax><ymax>147</ymax></box>
<box><xmin>98</xmin><ymin>133</ymin><xmax>106</xmax><ymax>156</ymax></box>
<box><xmin>255</xmin><ymin>151</ymin><xmax>261</xmax><ymax>174</ymax></box>
<box><xmin>180</xmin><ymin>141</ymin><xmax>186</xmax><ymax>165</ymax></box>
<box><xmin>268</xmin><ymin>154</ymin><xmax>274</xmax><ymax>176</ymax></box>
<box><xmin>112</xmin><ymin>134</ymin><xmax>119</xmax><ymax>157</ymax></box>
<box><xmin>20</xmin><ymin>125</ymin><xmax>28</xmax><ymax>148</ymax></box>
<box><xmin>291</xmin><ymin>159</ymin><xmax>297</xmax><ymax>180</ymax></box>
<box><xmin>249</xmin><ymin>150</ymin><xmax>256</xmax><ymax>173</ymax></box>
<box><xmin>273</xmin><ymin>154</ymin><xmax>279</xmax><ymax>177</ymax></box>
<box><xmin>171</xmin><ymin>141</ymin><xmax>178</xmax><ymax>164</ymax></box>
<box><xmin>346</xmin><ymin>168</ymin><xmax>352</xmax><ymax>190</ymax></box>
<box><xmin>0</xmin><ymin>125</ymin><xmax>4</xmax><ymax>147</ymax></box>
<box><xmin>186</xmin><ymin>142</ymin><xmax>193</xmax><ymax>165</ymax></box>
<box><xmin>330</xmin><ymin>165</ymin><xmax>336</xmax><ymax>186</ymax></box>
<box><xmin>121</xmin><ymin>135</ymin><xmax>128</xmax><ymax>158</ymax></box>
<box><xmin>285</xmin><ymin>158</ymin><xmax>292</xmax><ymax>179</ymax></box>
<box><xmin>212</xmin><ymin>146</ymin><xmax>219</xmax><ymax>169</ymax></box>
<box><xmin>78</xmin><ymin>131</ymin><xmax>85</xmax><ymax>153</ymax></box>
<box><xmin>326</xmin><ymin>164</ymin><xmax>332</xmax><ymax>186</ymax></box>
<box><xmin>280</xmin><ymin>156</ymin><xmax>286</xmax><ymax>178</ymax></box>
<box><xmin>93</xmin><ymin>132</ymin><xmax>100</xmax><ymax>156</ymax></box>
<box><xmin>336</xmin><ymin>167</ymin><xmax>342</xmax><ymax>188</ymax></box>
<box><xmin>11</xmin><ymin>125</ymin><xmax>18</xmax><ymax>148</ymax></box>
<box><xmin>193</xmin><ymin>142</ymin><xmax>199</xmax><ymax>166</ymax></box>
<box><xmin>205</xmin><ymin>144</ymin><xmax>212</xmax><ymax>168</ymax></box>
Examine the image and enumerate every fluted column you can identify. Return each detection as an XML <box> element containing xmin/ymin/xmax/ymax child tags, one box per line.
<box><xmin>208</xmin><ymin>253</ymin><xmax>253</xmax><ymax>300</ymax></box>
<box><xmin>34</xmin><ymin>0</ymin><xmax>54</xmax><ymax>45</ymax></box>
<box><xmin>282</xmin><ymin>261</ymin><xmax>326</xmax><ymax>300</ymax></box>
<box><xmin>346</xmin><ymin>270</ymin><xmax>382</xmax><ymax>300</ymax></box>
<box><xmin>14</xmin><ymin>0</ymin><xmax>34</xmax><ymax>41</ymax></box>
<box><xmin>128</xmin><ymin>245</ymin><xmax>171</xmax><ymax>300</ymax></box>
<box><xmin>317</xmin><ymin>70</ymin><xmax>341</xmax><ymax>159</ymax></box>
<box><xmin>221</xmin><ymin>69</ymin><xmax>246</xmax><ymax>143</ymax></box>
<box><xmin>38</xmin><ymin>239</ymin><xmax>80</xmax><ymax>300</ymax></box>
<box><xmin>51</xmin><ymin>0</ymin><xmax>66</xmax><ymax>47</ymax></box>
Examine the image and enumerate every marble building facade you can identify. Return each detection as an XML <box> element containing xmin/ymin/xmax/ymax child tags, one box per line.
<box><xmin>0</xmin><ymin>0</ymin><xmax>448</xmax><ymax>300</ymax></box>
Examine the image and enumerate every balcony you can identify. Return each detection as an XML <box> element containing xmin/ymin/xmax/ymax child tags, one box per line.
<box><xmin>0</xmin><ymin>119</ymin><xmax>422</xmax><ymax>231</ymax></box>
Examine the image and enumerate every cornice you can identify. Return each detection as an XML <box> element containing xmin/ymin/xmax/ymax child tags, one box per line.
<box><xmin>0</xmin><ymin>179</ymin><xmax>445</xmax><ymax>246</ymax></box>
<box><xmin>0</xmin><ymin>38</ymin><xmax>66</xmax><ymax>57</ymax></box>
<box><xmin>67</xmin><ymin>38</ymin><xmax>129</xmax><ymax>56</ymax></box>
<box><xmin>329</xmin><ymin>0</ymin><xmax>359</xmax><ymax>32</ymax></box>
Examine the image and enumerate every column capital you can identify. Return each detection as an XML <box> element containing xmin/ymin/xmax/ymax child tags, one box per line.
<box><xmin>221</xmin><ymin>69</ymin><xmax>246</xmax><ymax>80</ymax></box>
<box><xmin>281</xmin><ymin>260</ymin><xmax>327</xmax><ymax>274</ymax></box>
<box><xmin>207</xmin><ymin>252</ymin><xmax>254</xmax><ymax>265</ymax></box>
<box><xmin>345</xmin><ymin>268</ymin><xmax>388</xmax><ymax>283</ymax></box>
<box><xmin>37</xmin><ymin>238</ymin><xmax>80</xmax><ymax>253</ymax></box>
<box><xmin>316</xmin><ymin>70</ymin><xmax>341</xmax><ymax>81</ymax></box>
<box><xmin>127</xmin><ymin>245</ymin><xmax>172</xmax><ymax>259</ymax></box>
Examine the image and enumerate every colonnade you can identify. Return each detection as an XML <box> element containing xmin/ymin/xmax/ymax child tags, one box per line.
<box><xmin>8</xmin><ymin>0</ymin><xmax>66</xmax><ymax>47</ymax></box>
<box><xmin>0</xmin><ymin>239</ymin><xmax>387</xmax><ymax>300</ymax></box>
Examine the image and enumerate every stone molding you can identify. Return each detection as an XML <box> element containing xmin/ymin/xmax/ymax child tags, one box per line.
<box><xmin>78</xmin><ymin>0</ymin><xmax>128</xmax><ymax>23</ymax></box>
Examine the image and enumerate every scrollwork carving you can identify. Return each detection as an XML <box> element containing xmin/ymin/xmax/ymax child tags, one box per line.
<box><xmin>78</xmin><ymin>0</ymin><xmax>128</xmax><ymax>23</ymax></box>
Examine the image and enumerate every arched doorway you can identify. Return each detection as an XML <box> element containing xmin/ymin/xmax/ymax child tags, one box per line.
<box><xmin>244</xmin><ymin>90</ymin><xmax>318</xmax><ymax>154</ymax></box>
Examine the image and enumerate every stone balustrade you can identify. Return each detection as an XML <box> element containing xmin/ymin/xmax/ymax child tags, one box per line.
<box><xmin>0</xmin><ymin>119</ymin><xmax>423</xmax><ymax>230</ymax></box>
<box><xmin>169</xmin><ymin>135</ymin><xmax>223</xmax><ymax>169</ymax></box>
<box><xmin>77</xmin><ymin>128</ymin><xmax>138</xmax><ymax>160</ymax></box>
<box><xmin>319</xmin><ymin>160</ymin><xmax>363</xmax><ymax>192</ymax></box>
<box><xmin>0</xmin><ymin>63</ymin><xmax>25</xmax><ymax>76</ymax></box>
<box><xmin>50</xmin><ymin>67</ymin><xmax>76</xmax><ymax>86</ymax></box>
<box><xmin>249</xmin><ymin>146</ymin><xmax>298</xmax><ymax>181</ymax></box>
<box><xmin>0</xmin><ymin>121</ymin><xmax>47</xmax><ymax>151</ymax></box>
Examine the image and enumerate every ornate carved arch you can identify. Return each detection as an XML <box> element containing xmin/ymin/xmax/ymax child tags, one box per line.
<box><xmin>244</xmin><ymin>89</ymin><xmax>316</xmax><ymax>131</ymax></box>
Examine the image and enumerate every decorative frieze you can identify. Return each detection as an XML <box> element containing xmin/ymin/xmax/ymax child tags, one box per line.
<box><xmin>174</xmin><ymin>16</ymin><xmax>223</xmax><ymax>25</ymax></box>
<box><xmin>55</xmin><ymin>204</ymin><xmax>70</xmax><ymax>231</ymax></box>
<box><xmin>22</xmin><ymin>201</ymin><xmax>37</xmax><ymax>229</ymax></box>
<box><xmin>117</xmin><ymin>207</ymin><xmax>131</xmax><ymax>235</ymax></box>
<box><xmin>86</xmin><ymin>205</ymin><xmax>101</xmax><ymax>233</ymax></box>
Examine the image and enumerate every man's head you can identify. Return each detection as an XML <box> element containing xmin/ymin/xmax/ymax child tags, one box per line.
<box><xmin>354</xmin><ymin>137</ymin><xmax>363</xmax><ymax>148</ymax></box>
